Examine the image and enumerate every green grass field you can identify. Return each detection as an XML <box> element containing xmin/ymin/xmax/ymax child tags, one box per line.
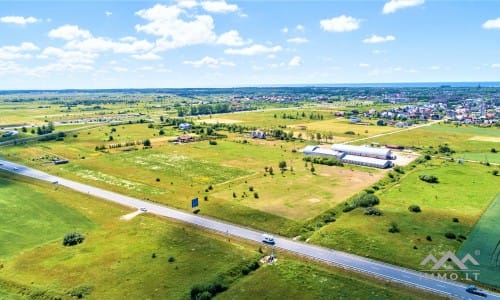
<box><xmin>0</xmin><ymin>173</ymin><xmax>94</xmax><ymax>258</ymax></box>
<box><xmin>457</xmin><ymin>194</ymin><xmax>500</xmax><ymax>288</ymax></box>
<box><xmin>309</xmin><ymin>160</ymin><xmax>499</xmax><ymax>271</ymax></box>
<box><xmin>0</xmin><ymin>173</ymin><xmax>436</xmax><ymax>299</ymax></box>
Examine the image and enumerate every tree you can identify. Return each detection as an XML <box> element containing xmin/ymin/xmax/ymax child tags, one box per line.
<box><xmin>278</xmin><ymin>161</ymin><xmax>287</xmax><ymax>172</ymax></box>
<box><xmin>143</xmin><ymin>139</ymin><xmax>152</xmax><ymax>147</ymax></box>
<box><xmin>408</xmin><ymin>205</ymin><xmax>421</xmax><ymax>213</ymax></box>
<box><xmin>63</xmin><ymin>232</ymin><xmax>85</xmax><ymax>246</ymax></box>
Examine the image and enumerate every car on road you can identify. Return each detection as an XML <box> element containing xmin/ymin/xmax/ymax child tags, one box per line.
<box><xmin>140</xmin><ymin>207</ymin><xmax>147</xmax><ymax>212</ymax></box>
<box><xmin>262</xmin><ymin>233</ymin><xmax>275</xmax><ymax>244</ymax></box>
<box><xmin>12</xmin><ymin>167</ymin><xmax>19</xmax><ymax>171</ymax></box>
<box><xmin>466</xmin><ymin>285</ymin><xmax>487</xmax><ymax>297</ymax></box>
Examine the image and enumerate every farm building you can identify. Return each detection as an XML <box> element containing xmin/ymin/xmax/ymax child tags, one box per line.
<box><xmin>303</xmin><ymin>146</ymin><xmax>344</xmax><ymax>158</ymax></box>
<box><xmin>179</xmin><ymin>123</ymin><xmax>191</xmax><ymax>130</ymax></box>
<box><xmin>251</xmin><ymin>130</ymin><xmax>266</xmax><ymax>139</ymax></box>
<box><xmin>331</xmin><ymin>144</ymin><xmax>394</xmax><ymax>160</ymax></box>
<box><xmin>304</xmin><ymin>144</ymin><xmax>394</xmax><ymax>169</ymax></box>
<box><xmin>341</xmin><ymin>155</ymin><xmax>393</xmax><ymax>169</ymax></box>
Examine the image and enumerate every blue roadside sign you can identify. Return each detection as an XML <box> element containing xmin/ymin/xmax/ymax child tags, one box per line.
<box><xmin>192</xmin><ymin>197</ymin><xmax>199</xmax><ymax>208</ymax></box>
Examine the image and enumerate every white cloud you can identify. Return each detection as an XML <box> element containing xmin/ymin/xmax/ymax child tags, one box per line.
<box><xmin>177</xmin><ymin>0</ymin><xmax>199</xmax><ymax>8</ymax></box>
<box><xmin>296</xmin><ymin>24</ymin><xmax>305</xmax><ymax>32</ymax></box>
<box><xmin>287</xmin><ymin>37</ymin><xmax>309</xmax><ymax>44</ymax></box>
<box><xmin>0</xmin><ymin>16</ymin><xmax>39</xmax><ymax>25</ymax></box>
<box><xmin>112</xmin><ymin>67</ymin><xmax>128</xmax><ymax>72</ymax></box>
<box><xmin>184</xmin><ymin>56</ymin><xmax>235</xmax><ymax>68</ymax></box>
<box><xmin>288</xmin><ymin>56</ymin><xmax>302</xmax><ymax>67</ymax></box>
<box><xmin>201</xmin><ymin>1</ymin><xmax>238</xmax><ymax>13</ymax></box>
<box><xmin>135</xmin><ymin>4</ymin><xmax>216</xmax><ymax>50</ymax></box>
<box><xmin>216</xmin><ymin>30</ymin><xmax>249</xmax><ymax>46</ymax></box>
<box><xmin>359</xmin><ymin>63</ymin><xmax>370</xmax><ymax>68</ymax></box>
<box><xmin>429</xmin><ymin>66</ymin><xmax>441</xmax><ymax>70</ymax></box>
<box><xmin>491</xmin><ymin>64</ymin><xmax>500</xmax><ymax>68</ymax></box>
<box><xmin>267</xmin><ymin>54</ymin><xmax>276</xmax><ymax>59</ymax></box>
<box><xmin>0</xmin><ymin>42</ymin><xmax>39</xmax><ymax>60</ymax></box>
<box><xmin>372</xmin><ymin>49</ymin><xmax>387</xmax><ymax>55</ymax></box>
<box><xmin>281</xmin><ymin>27</ymin><xmax>289</xmax><ymax>33</ymax></box>
<box><xmin>482</xmin><ymin>18</ymin><xmax>500</xmax><ymax>30</ymax></box>
<box><xmin>320</xmin><ymin>15</ymin><xmax>360</xmax><ymax>32</ymax></box>
<box><xmin>382</xmin><ymin>0</ymin><xmax>424</xmax><ymax>14</ymax></box>
<box><xmin>363</xmin><ymin>34</ymin><xmax>395</xmax><ymax>44</ymax></box>
<box><xmin>225</xmin><ymin>44</ymin><xmax>282</xmax><ymax>55</ymax></box>
<box><xmin>65</xmin><ymin>37</ymin><xmax>154</xmax><ymax>54</ymax></box>
<box><xmin>37</xmin><ymin>47</ymin><xmax>97</xmax><ymax>64</ymax></box>
<box><xmin>49</xmin><ymin>25</ymin><xmax>92</xmax><ymax>40</ymax></box>
<box><xmin>105</xmin><ymin>11</ymin><xmax>112</xmax><ymax>16</ymax></box>
<box><xmin>132</xmin><ymin>52</ymin><xmax>162</xmax><ymax>60</ymax></box>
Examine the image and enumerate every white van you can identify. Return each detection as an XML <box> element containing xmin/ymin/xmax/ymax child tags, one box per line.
<box><xmin>262</xmin><ymin>234</ymin><xmax>275</xmax><ymax>244</ymax></box>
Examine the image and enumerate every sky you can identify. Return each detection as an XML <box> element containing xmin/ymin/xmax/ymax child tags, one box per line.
<box><xmin>0</xmin><ymin>0</ymin><xmax>500</xmax><ymax>89</ymax></box>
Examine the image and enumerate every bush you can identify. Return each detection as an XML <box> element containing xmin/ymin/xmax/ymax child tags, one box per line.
<box><xmin>344</xmin><ymin>130</ymin><xmax>355</xmax><ymax>135</ymax></box>
<box><xmin>452</xmin><ymin>217</ymin><xmax>459</xmax><ymax>223</ymax></box>
<box><xmin>388</xmin><ymin>222</ymin><xmax>400</xmax><ymax>233</ymax></box>
<box><xmin>253</xmin><ymin>192</ymin><xmax>259</xmax><ymax>199</ymax></box>
<box><xmin>493</xmin><ymin>170</ymin><xmax>499</xmax><ymax>176</ymax></box>
<box><xmin>342</xmin><ymin>205</ymin><xmax>356</xmax><ymax>213</ymax></box>
<box><xmin>209</xmin><ymin>140</ymin><xmax>217</xmax><ymax>145</ymax></box>
<box><xmin>190</xmin><ymin>280</ymin><xmax>228</xmax><ymax>300</ymax></box>
<box><xmin>408</xmin><ymin>205</ymin><xmax>421</xmax><ymax>213</ymax></box>
<box><xmin>393</xmin><ymin>166</ymin><xmax>405</xmax><ymax>174</ymax></box>
<box><xmin>356</xmin><ymin>193</ymin><xmax>380</xmax><ymax>207</ymax></box>
<box><xmin>67</xmin><ymin>285</ymin><xmax>93</xmax><ymax>299</ymax></box>
<box><xmin>364</xmin><ymin>207</ymin><xmax>382</xmax><ymax>216</ymax></box>
<box><xmin>168</xmin><ymin>256</ymin><xmax>175</xmax><ymax>263</ymax></box>
<box><xmin>419</xmin><ymin>174</ymin><xmax>439</xmax><ymax>183</ymax></box>
<box><xmin>444</xmin><ymin>232</ymin><xmax>456</xmax><ymax>239</ymax></box>
<box><xmin>426</xmin><ymin>235</ymin><xmax>432</xmax><ymax>241</ymax></box>
<box><xmin>63</xmin><ymin>232</ymin><xmax>85</xmax><ymax>246</ymax></box>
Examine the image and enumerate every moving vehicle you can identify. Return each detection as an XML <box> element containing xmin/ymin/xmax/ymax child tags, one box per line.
<box><xmin>466</xmin><ymin>285</ymin><xmax>487</xmax><ymax>297</ymax></box>
<box><xmin>140</xmin><ymin>207</ymin><xmax>147</xmax><ymax>212</ymax></box>
<box><xmin>262</xmin><ymin>233</ymin><xmax>275</xmax><ymax>244</ymax></box>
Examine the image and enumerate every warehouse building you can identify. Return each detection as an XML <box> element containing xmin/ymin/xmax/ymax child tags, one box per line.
<box><xmin>331</xmin><ymin>144</ymin><xmax>394</xmax><ymax>160</ymax></box>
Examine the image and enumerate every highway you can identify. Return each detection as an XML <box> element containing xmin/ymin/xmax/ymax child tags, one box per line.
<box><xmin>1</xmin><ymin>159</ymin><xmax>498</xmax><ymax>300</ymax></box>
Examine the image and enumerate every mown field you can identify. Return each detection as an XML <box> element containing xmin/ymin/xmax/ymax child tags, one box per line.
<box><xmin>0</xmin><ymin>121</ymin><xmax>382</xmax><ymax>235</ymax></box>
<box><xmin>361</xmin><ymin>123</ymin><xmax>499</xmax><ymax>154</ymax></box>
<box><xmin>309</xmin><ymin>159</ymin><xmax>499</xmax><ymax>286</ymax></box>
<box><xmin>0</xmin><ymin>172</ymin><xmax>440</xmax><ymax>299</ymax></box>
<box><xmin>457</xmin><ymin>194</ymin><xmax>500</xmax><ymax>288</ymax></box>
<box><xmin>0</xmin><ymin>173</ymin><xmax>93</xmax><ymax>258</ymax></box>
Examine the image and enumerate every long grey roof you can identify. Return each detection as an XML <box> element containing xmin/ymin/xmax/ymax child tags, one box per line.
<box><xmin>331</xmin><ymin>144</ymin><xmax>391</xmax><ymax>157</ymax></box>
<box><xmin>341</xmin><ymin>154</ymin><xmax>391</xmax><ymax>167</ymax></box>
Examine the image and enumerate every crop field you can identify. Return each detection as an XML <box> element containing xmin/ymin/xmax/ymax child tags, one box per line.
<box><xmin>0</xmin><ymin>173</ymin><xmax>434</xmax><ymax>299</ymax></box>
<box><xmin>309</xmin><ymin>160</ymin><xmax>499</xmax><ymax>271</ymax></box>
<box><xmin>292</xmin><ymin>118</ymin><xmax>398</xmax><ymax>138</ymax></box>
<box><xmin>0</xmin><ymin>172</ymin><xmax>94</xmax><ymax>258</ymax></box>
<box><xmin>457</xmin><ymin>194</ymin><xmax>500</xmax><ymax>288</ymax></box>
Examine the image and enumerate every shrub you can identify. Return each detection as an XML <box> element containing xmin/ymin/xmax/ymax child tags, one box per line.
<box><xmin>388</xmin><ymin>222</ymin><xmax>400</xmax><ymax>233</ymax></box>
<box><xmin>364</xmin><ymin>207</ymin><xmax>382</xmax><ymax>216</ymax></box>
<box><xmin>393</xmin><ymin>166</ymin><xmax>405</xmax><ymax>174</ymax></box>
<box><xmin>253</xmin><ymin>192</ymin><xmax>259</xmax><ymax>199</ymax></box>
<box><xmin>426</xmin><ymin>235</ymin><xmax>432</xmax><ymax>241</ymax></box>
<box><xmin>444</xmin><ymin>232</ymin><xmax>456</xmax><ymax>239</ymax></box>
<box><xmin>63</xmin><ymin>232</ymin><xmax>85</xmax><ymax>246</ymax></box>
<box><xmin>408</xmin><ymin>205</ymin><xmax>421</xmax><ymax>213</ymax></box>
<box><xmin>209</xmin><ymin>140</ymin><xmax>217</xmax><ymax>145</ymax></box>
<box><xmin>342</xmin><ymin>205</ymin><xmax>356</xmax><ymax>213</ymax></box>
<box><xmin>356</xmin><ymin>193</ymin><xmax>380</xmax><ymax>207</ymax></box>
<box><xmin>67</xmin><ymin>285</ymin><xmax>93</xmax><ymax>299</ymax></box>
<box><xmin>452</xmin><ymin>217</ymin><xmax>459</xmax><ymax>223</ymax></box>
<box><xmin>168</xmin><ymin>256</ymin><xmax>175</xmax><ymax>263</ymax></box>
<box><xmin>419</xmin><ymin>174</ymin><xmax>439</xmax><ymax>183</ymax></box>
<box><xmin>156</xmin><ymin>178</ymin><xmax>160</xmax><ymax>182</ymax></box>
<box><xmin>344</xmin><ymin>130</ymin><xmax>355</xmax><ymax>135</ymax></box>
<box><xmin>249</xmin><ymin>186</ymin><xmax>254</xmax><ymax>192</ymax></box>
<box><xmin>458</xmin><ymin>234</ymin><xmax>467</xmax><ymax>240</ymax></box>
<box><xmin>493</xmin><ymin>170</ymin><xmax>499</xmax><ymax>176</ymax></box>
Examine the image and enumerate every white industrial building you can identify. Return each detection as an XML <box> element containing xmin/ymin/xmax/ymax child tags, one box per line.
<box><xmin>303</xmin><ymin>144</ymin><xmax>395</xmax><ymax>169</ymax></box>
<box><xmin>331</xmin><ymin>144</ymin><xmax>394</xmax><ymax>160</ymax></box>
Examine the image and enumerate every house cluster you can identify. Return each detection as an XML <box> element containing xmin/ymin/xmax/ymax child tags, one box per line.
<box><xmin>447</xmin><ymin>99</ymin><xmax>499</xmax><ymax>124</ymax></box>
<box><xmin>251</xmin><ymin>130</ymin><xmax>266</xmax><ymax>139</ymax></box>
<box><xmin>303</xmin><ymin>144</ymin><xmax>396</xmax><ymax>169</ymax></box>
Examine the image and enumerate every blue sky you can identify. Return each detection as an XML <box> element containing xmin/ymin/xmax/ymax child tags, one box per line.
<box><xmin>0</xmin><ymin>0</ymin><xmax>500</xmax><ymax>89</ymax></box>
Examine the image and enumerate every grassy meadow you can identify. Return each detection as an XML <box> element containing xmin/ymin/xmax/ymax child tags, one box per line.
<box><xmin>309</xmin><ymin>160</ymin><xmax>499</xmax><ymax>276</ymax></box>
<box><xmin>0</xmin><ymin>172</ymin><xmax>438</xmax><ymax>299</ymax></box>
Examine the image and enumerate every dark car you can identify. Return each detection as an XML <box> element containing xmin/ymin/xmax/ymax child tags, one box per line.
<box><xmin>466</xmin><ymin>285</ymin><xmax>487</xmax><ymax>297</ymax></box>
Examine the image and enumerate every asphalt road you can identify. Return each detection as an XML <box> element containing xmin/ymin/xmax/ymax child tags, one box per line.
<box><xmin>1</xmin><ymin>159</ymin><xmax>498</xmax><ymax>300</ymax></box>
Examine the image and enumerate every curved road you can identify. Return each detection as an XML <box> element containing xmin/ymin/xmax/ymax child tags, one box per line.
<box><xmin>0</xmin><ymin>159</ymin><xmax>498</xmax><ymax>300</ymax></box>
